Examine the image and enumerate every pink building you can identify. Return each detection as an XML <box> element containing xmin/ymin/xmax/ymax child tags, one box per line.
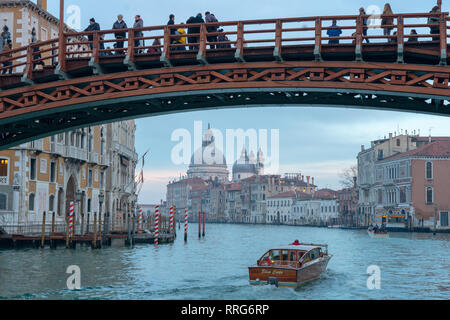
<box><xmin>375</xmin><ymin>141</ymin><xmax>450</xmax><ymax>230</ymax></box>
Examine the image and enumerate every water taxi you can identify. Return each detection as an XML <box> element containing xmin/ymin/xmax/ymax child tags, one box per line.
<box><xmin>248</xmin><ymin>241</ymin><xmax>332</xmax><ymax>288</ymax></box>
<box><xmin>367</xmin><ymin>225</ymin><xmax>389</xmax><ymax>238</ymax></box>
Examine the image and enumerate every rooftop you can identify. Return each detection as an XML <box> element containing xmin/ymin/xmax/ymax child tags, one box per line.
<box><xmin>383</xmin><ymin>140</ymin><xmax>450</xmax><ymax>161</ymax></box>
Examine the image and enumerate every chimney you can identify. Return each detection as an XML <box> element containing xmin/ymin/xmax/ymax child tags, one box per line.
<box><xmin>389</xmin><ymin>133</ymin><xmax>393</xmax><ymax>140</ymax></box>
<box><xmin>312</xmin><ymin>177</ymin><xmax>315</xmax><ymax>187</ymax></box>
<box><xmin>361</xmin><ymin>145</ymin><xmax>365</xmax><ymax>152</ymax></box>
<box><xmin>306</xmin><ymin>176</ymin><xmax>310</xmax><ymax>190</ymax></box>
<box><xmin>37</xmin><ymin>0</ymin><xmax>47</xmax><ymax>11</ymax></box>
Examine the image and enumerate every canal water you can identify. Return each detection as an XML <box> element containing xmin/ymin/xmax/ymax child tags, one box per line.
<box><xmin>0</xmin><ymin>224</ymin><xmax>449</xmax><ymax>300</ymax></box>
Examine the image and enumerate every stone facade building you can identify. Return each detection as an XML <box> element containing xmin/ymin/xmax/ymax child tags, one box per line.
<box><xmin>0</xmin><ymin>1</ymin><xmax>137</xmax><ymax>233</ymax></box>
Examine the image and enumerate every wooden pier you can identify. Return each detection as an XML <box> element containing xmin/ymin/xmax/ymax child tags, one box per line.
<box><xmin>0</xmin><ymin>212</ymin><xmax>175</xmax><ymax>249</ymax></box>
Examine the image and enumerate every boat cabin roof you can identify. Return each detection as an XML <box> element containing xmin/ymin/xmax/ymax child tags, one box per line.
<box><xmin>270</xmin><ymin>245</ymin><xmax>323</xmax><ymax>251</ymax></box>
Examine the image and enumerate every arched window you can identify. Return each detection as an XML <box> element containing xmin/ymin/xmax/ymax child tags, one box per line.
<box><xmin>29</xmin><ymin>194</ymin><xmax>35</xmax><ymax>211</ymax></box>
<box><xmin>426</xmin><ymin>187</ymin><xmax>433</xmax><ymax>205</ymax></box>
<box><xmin>0</xmin><ymin>193</ymin><xmax>7</xmax><ymax>210</ymax></box>
<box><xmin>49</xmin><ymin>195</ymin><xmax>55</xmax><ymax>212</ymax></box>
<box><xmin>426</xmin><ymin>162</ymin><xmax>433</xmax><ymax>180</ymax></box>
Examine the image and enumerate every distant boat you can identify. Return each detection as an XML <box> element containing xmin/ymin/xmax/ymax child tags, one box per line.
<box><xmin>367</xmin><ymin>226</ymin><xmax>389</xmax><ymax>238</ymax></box>
<box><xmin>328</xmin><ymin>225</ymin><xmax>343</xmax><ymax>229</ymax></box>
<box><xmin>248</xmin><ymin>242</ymin><xmax>332</xmax><ymax>288</ymax></box>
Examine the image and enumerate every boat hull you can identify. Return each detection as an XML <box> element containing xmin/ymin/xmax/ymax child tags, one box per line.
<box><xmin>249</xmin><ymin>255</ymin><xmax>332</xmax><ymax>288</ymax></box>
<box><xmin>367</xmin><ymin>230</ymin><xmax>389</xmax><ymax>238</ymax></box>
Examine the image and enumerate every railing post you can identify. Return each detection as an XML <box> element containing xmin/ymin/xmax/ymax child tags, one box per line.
<box><xmin>235</xmin><ymin>21</ymin><xmax>245</xmax><ymax>62</ymax></box>
<box><xmin>160</xmin><ymin>26</ymin><xmax>172</xmax><ymax>67</ymax></box>
<box><xmin>92</xmin><ymin>32</ymin><xmax>100</xmax><ymax>64</ymax></box>
<box><xmin>125</xmin><ymin>28</ymin><xmax>136</xmax><ymax>70</ymax></box>
<box><xmin>314</xmin><ymin>17</ymin><xmax>322</xmax><ymax>61</ymax></box>
<box><xmin>397</xmin><ymin>15</ymin><xmax>404</xmax><ymax>63</ymax></box>
<box><xmin>354</xmin><ymin>15</ymin><xmax>363</xmax><ymax>62</ymax></box>
<box><xmin>23</xmin><ymin>44</ymin><xmax>34</xmax><ymax>83</ymax></box>
<box><xmin>273</xmin><ymin>19</ymin><xmax>283</xmax><ymax>61</ymax></box>
<box><xmin>57</xmin><ymin>32</ymin><xmax>67</xmax><ymax>73</ymax></box>
<box><xmin>197</xmin><ymin>24</ymin><xmax>207</xmax><ymax>64</ymax></box>
<box><xmin>439</xmin><ymin>12</ymin><xmax>448</xmax><ymax>65</ymax></box>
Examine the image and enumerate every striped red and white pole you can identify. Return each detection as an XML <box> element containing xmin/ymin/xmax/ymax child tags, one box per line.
<box><xmin>184</xmin><ymin>209</ymin><xmax>188</xmax><ymax>242</ymax></box>
<box><xmin>69</xmin><ymin>201</ymin><xmax>74</xmax><ymax>238</ymax></box>
<box><xmin>138</xmin><ymin>207</ymin><xmax>143</xmax><ymax>235</ymax></box>
<box><xmin>154</xmin><ymin>205</ymin><xmax>160</xmax><ymax>245</ymax></box>
<box><xmin>169</xmin><ymin>206</ymin><xmax>174</xmax><ymax>234</ymax></box>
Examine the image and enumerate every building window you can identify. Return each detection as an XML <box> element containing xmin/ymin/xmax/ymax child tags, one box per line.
<box><xmin>426</xmin><ymin>162</ymin><xmax>433</xmax><ymax>180</ymax></box>
<box><xmin>377</xmin><ymin>150</ymin><xmax>384</xmax><ymax>160</ymax></box>
<box><xmin>0</xmin><ymin>193</ymin><xmax>7</xmax><ymax>210</ymax></box>
<box><xmin>440</xmin><ymin>212</ymin><xmax>449</xmax><ymax>227</ymax></box>
<box><xmin>426</xmin><ymin>187</ymin><xmax>433</xmax><ymax>205</ymax></box>
<box><xmin>0</xmin><ymin>158</ymin><xmax>8</xmax><ymax>185</ymax></box>
<box><xmin>396</xmin><ymin>139</ymin><xmax>400</xmax><ymax>147</ymax></box>
<box><xmin>30</xmin><ymin>158</ymin><xmax>36</xmax><ymax>180</ymax></box>
<box><xmin>88</xmin><ymin>169</ymin><xmax>93</xmax><ymax>188</ymax></box>
<box><xmin>100</xmin><ymin>172</ymin><xmax>104</xmax><ymax>189</ymax></box>
<box><xmin>29</xmin><ymin>194</ymin><xmax>35</xmax><ymax>212</ymax></box>
<box><xmin>50</xmin><ymin>162</ymin><xmax>56</xmax><ymax>183</ymax></box>
<box><xmin>87</xmin><ymin>198</ymin><xmax>92</xmax><ymax>213</ymax></box>
<box><xmin>400</xmin><ymin>187</ymin><xmax>407</xmax><ymax>203</ymax></box>
<box><xmin>49</xmin><ymin>195</ymin><xmax>55</xmax><ymax>212</ymax></box>
<box><xmin>378</xmin><ymin>189</ymin><xmax>383</xmax><ymax>204</ymax></box>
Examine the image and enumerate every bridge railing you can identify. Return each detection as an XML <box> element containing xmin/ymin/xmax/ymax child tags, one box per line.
<box><xmin>0</xmin><ymin>12</ymin><xmax>448</xmax><ymax>81</ymax></box>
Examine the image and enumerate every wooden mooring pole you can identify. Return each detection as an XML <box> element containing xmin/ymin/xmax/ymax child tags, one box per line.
<box><xmin>198</xmin><ymin>211</ymin><xmax>201</xmax><ymax>239</ymax></box>
<box><xmin>184</xmin><ymin>209</ymin><xmax>188</xmax><ymax>242</ymax></box>
<box><xmin>92</xmin><ymin>212</ymin><xmax>97</xmax><ymax>249</ymax></box>
<box><xmin>202</xmin><ymin>211</ymin><xmax>205</xmax><ymax>238</ymax></box>
<box><xmin>40</xmin><ymin>211</ymin><xmax>46</xmax><ymax>248</ymax></box>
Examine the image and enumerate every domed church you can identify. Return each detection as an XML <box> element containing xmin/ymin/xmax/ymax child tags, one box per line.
<box><xmin>187</xmin><ymin>124</ymin><xmax>229</xmax><ymax>182</ymax></box>
<box><xmin>232</xmin><ymin>148</ymin><xmax>264</xmax><ymax>182</ymax></box>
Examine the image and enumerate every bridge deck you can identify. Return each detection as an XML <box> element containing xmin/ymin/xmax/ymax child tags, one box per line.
<box><xmin>0</xmin><ymin>12</ymin><xmax>450</xmax><ymax>148</ymax></box>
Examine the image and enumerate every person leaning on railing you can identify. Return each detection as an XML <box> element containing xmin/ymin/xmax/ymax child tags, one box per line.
<box><xmin>327</xmin><ymin>19</ymin><xmax>342</xmax><ymax>44</ymax></box>
<box><xmin>113</xmin><ymin>14</ymin><xmax>128</xmax><ymax>54</ymax></box>
<box><xmin>381</xmin><ymin>3</ymin><xmax>394</xmax><ymax>39</ymax></box>
<box><xmin>1</xmin><ymin>40</ymin><xmax>12</xmax><ymax>75</ymax></box>
<box><xmin>428</xmin><ymin>5</ymin><xmax>441</xmax><ymax>41</ymax></box>
<box><xmin>133</xmin><ymin>15</ymin><xmax>144</xmax><ymax>53</ymax></box>
<box><xmin>84</xmin><ymin>18</ymin><xmax>101</xmax><ymax>50</ymax></box>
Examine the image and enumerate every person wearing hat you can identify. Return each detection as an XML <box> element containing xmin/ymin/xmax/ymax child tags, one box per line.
<box><xmin>84</xmin><ymin>18</ymin><xmax>101</xmax><ymax>50</ymax></box>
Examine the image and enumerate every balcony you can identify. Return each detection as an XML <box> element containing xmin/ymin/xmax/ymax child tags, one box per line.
<box><xmin>100</xmin><ymin>153</ymin><xmax>110</xmax><ymax>167</ymax></box>
<box><xmin>113</xmin><ymin>141</ymin><xmax>138</xmax><ymax>162</ymax></box>
<box><xmin>50</xmin><ymin>143</ymin><xmax>64</xmax><ymax>156</ymax></box>
<box><xmin>64</xmin><ymin>146</ymin><xmax>87</xmax><ymax>162</ymax></box>
<box><xmin>28</xmin><ymin>139</ymin><xmax>43</xmax><ymax>152</ymax></box>
<box><xmin>88</xmin><ymin>152</ymin><xmax>99</xmax><ymax>164</ymax></box>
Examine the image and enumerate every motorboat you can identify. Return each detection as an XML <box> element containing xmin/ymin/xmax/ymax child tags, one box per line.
<box><xmin>248</xmin><ymin>241</ymin><xmax>332</xmax><ymax>288</ymax></box>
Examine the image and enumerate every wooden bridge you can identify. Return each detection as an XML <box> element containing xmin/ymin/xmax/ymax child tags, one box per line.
<box><xmin>1</xmin><ymin>11</ymin><xmax>450</xmax><ymax>148</ymax></box>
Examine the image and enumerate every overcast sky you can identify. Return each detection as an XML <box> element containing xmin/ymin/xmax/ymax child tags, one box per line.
<box><xmin>44</xmin><ymin>0</ymin><xmax>450</xmax><ymax>203</ymax></box>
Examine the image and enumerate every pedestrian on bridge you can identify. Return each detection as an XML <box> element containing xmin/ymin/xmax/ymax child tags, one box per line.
<box><xmin>168</xmin><ymin>14</ymin><xmax>176</xmax><ymax>44</ymax></box>
<box><xmin>186</xmin><ymin>16</ymin><xmax>197</xmax><ymax>50</ymax></box>
<box><xmin>327</xmin><ymin>19</ymin><xmax>342</xmax><ymax>44</ymax></box>
<box><xmin>134</xmin><ymin>15</ymin><xmax>144</xmax><ymax>53</ymax></box>
<box><xmin>205</xmin><ymin>12</ymin><xmax>219</xmax><ymax>49</ymax></box>
<box><xmin>31</xmin><ymin>28</ymin><xmax>44</xmax><ymax>69</ymax></box>
<box><xmin>359</xmin><ymin>7</ymin><xmax>370</xmax><ymax>43</ymax></box>
<box><xmin>1</xmin><ymin>40</ymin><xmax>13</xmax><ymax>75</ymax></box>
<box><xmin>428</xmin><ymin>5</ymin><xmax>441</xmax><ymax>41</ymax></box>
<box><xmin>381</xmin><ymin>3</ymin><xmax>394</xmax><ymax>39</ymax></box>
<box><xmin>113</xmin><ymin>14</ymin><xmax>128</xmax><ymax>54</ymax></box>
<box><xmin>84</xmin><ymin>18</ymin><xmax>101</xmax><ymax>50</ymax></box>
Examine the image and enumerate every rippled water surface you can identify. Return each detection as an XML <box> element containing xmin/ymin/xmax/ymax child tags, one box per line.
<box><xmin>0</xmin><ymin>224</ymin><xmax>449</xmax><ymax>300</ymax></box>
